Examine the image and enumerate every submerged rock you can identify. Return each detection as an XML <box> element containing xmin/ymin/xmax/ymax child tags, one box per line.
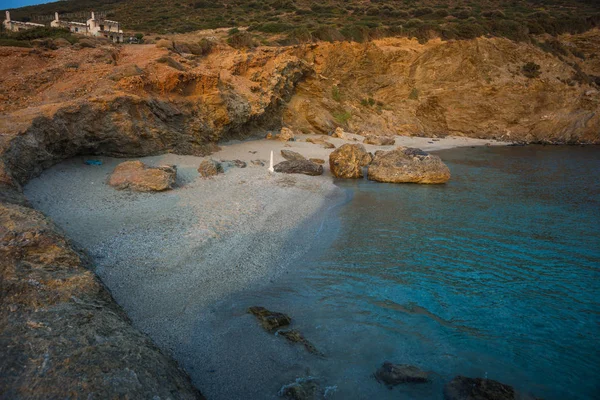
<box><xmin>279</xmin><ymin>377</ymin><xmax>320</xmax><ymax>400</ymax></box>
<box><xmin>108</xmin><ymin>160</ymin><xmax>176</xmax><ymax>192</ymax></box>
<box><xmin>309</xmin><ymin>158</ymin><xmax>325</xmax><ymax>164</ymax></box>
<box><xmin>368</xmin><ymin>146</ymin><xmax>450</xmax><ymax>184</ymax></box>
<box><xmin>281</xmin><ymin>150</ymin><xmax>306</xmax><ymax>161</ymax></box>
<box><xmin>248</xmin><ymin>306</ymin><xmax>291</xmax><ymax>331</ymax></box>
<box><xmin>251</xmin><ymin>159</ymin><xmax>266</xmax><ymax>167</ymax></box>
<box><xmin>278</xmin><ymin>329</ymin><xmax>324</xmax><ymax>356</ymax></box>
<box><xmin>322</xmin><ymin>142</ymin><xmax>336</xmax><ymax>149</ymax></box>
<box><xmin>443</xmin><ymin>376</ymin><xmax>516</xmax><ymax>400</ymax></box>
<box><xmin>274</xmin><ymin>160</ymin><xmax>323</xmax><ymax>176</ymax></box>
<box><xmin>364</xmin><ymin>135</ymin><xmax>395</xmax><ymax>146</ymax></box>
<box><xmin>374</xmin><ymin>362</ymin><xmax>429</xmax><ymax>386</ymax></box>
<box><xmin>329</xmin><ymin>143</ymin><xmax>372</xmax><ymax>179</ymax></box>
<box><xmin>198</xmin><ymin>159</ymin><xmax>223</xmax><ymax>178</ymax></box>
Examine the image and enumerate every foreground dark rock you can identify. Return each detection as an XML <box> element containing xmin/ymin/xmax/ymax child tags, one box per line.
<box><xmin>198</xmin><ymin>159</ymin><xmax>223</xmax><ymax>178</ymax></box>
<box><xmin>364</xmin><ymin>135</ymin><xmax>396</xmax><ymax>146</ymax></box>
<box><xmin>368</xmin><ymin>146</ymin><xmax>451</xmax><ymax>184</ymax></box>
<box><xmin>278</xmin><ymin>329</ymin><xmax>324</xmax><ymax>356</ymax></box>
<box><xmin>274</xmin><ymin>160</ymin><xmax>324</xmax><ymax>176</ymax></box>
<box><xmin>444</xmin><ymin>376</ymin><xmax>516</xmax><ymax>400</ymax></box>
<box><xmin>374</xmin><ymin>362</ymin><xmax>429</xmax><ymax>386</ymax></box>
<box><xmin>329</xmin><ymin>143</ymin><xmax>372</xmax><ymax>178</ymax></box>
<box><xmin>248</xmin><ymin>306</ymin><xmax>292</xmax><ymax>331</ymax></box>
<box><xmin>0</xmin><ymin>200</ymin><xmax>203</xmax><ymax>399</ymax></box>
<box><xmin>281</xmin><ymin>149</ymin><xmax>306</xmax><ymax>161</ymax></box>
<box><xmin>108</xmin><ymin>160</ymin><xmax>177</xmax><ymax>191</ymax></box>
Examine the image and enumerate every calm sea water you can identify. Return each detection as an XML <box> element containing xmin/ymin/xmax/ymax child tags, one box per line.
<box><xmin>236</xmin><ymin>145</ymin><xmax>600</xmax><ymax>399</ymax></box>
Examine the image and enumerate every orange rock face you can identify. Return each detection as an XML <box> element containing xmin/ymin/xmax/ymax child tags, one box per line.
<box><xmin>108</xmin><ymin>161</ymin><xmax>176</xmax><ymax>191</ymax></box>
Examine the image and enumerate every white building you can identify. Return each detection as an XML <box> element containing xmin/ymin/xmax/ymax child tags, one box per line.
<box><xmin>51</xmin><ymin>11</ymin><xmax>124</xmax><ymax>43</ymax></box>
<box><xmin>3</xmin><ymin>11</ymin><xmax>44</xmax><ymax>32</ymax></box>
<box><xmin>50</xmin><ymin>12</ymin><xmax>87</xmax><ymax>34</ymax></box>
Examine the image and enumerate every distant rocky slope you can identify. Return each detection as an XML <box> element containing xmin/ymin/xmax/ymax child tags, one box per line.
<box><xmin>0</xmin><ymin>30</ymin><xmax>599</xmax><ymax>397</ymax></box>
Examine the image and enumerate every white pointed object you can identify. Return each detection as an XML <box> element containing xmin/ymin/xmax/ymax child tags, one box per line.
<box><xmin>268</xmin><ymin>150</ymin><xmax>274</xmax><ymax>173</ymax></box>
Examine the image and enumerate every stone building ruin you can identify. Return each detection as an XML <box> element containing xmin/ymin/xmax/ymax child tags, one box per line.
<box><xmin>3</xmin><ymin>10</ymin><xmax>124</xmax><ymax>43</ymax></box>
<box><xmin>3</xmin><ymin>11</ymin><xmax>44</xmax><ymax>32</ymax></box>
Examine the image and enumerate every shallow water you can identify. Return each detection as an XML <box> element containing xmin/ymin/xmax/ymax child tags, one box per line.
<box><xmin>232</xmin><ymin>145</ymin><xmax>600</xmax><ymax>399</ymax></box>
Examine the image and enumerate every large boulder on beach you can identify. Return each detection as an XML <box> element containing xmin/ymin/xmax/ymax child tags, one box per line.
<box><xmin>281</xmin><ymin>150</ymin><xmax>306</xmax><ymax>161</ymax></box>
<box><xmin>329</xmin><ymin>143</ymin><xmax>372</xmax><ymax>179</ymax></box>
<box><xmin>443</xmin><ymin>376</ymin><xmax>516</xmax><ymax>400</ymax></box>
<box><xmin>248</xmin><ymin>306</ymin><xmax>291</xmax><ymax>332</ymax></box>
<box><xmin>364</xmin><ymin>135</ymin><xmax>395</xmax><ymax>146</ymax></box>
<box><xmin>108</xmin><ymin>160</ymin><xmax>176</xmax><ymax>192</ymax></box>
<box><xmin>198</xmin><ymin>159</ymin><xmax>223</xmax><ymax>177</ymax></box>
<box><xmin>268</xmin><ymin>127</ymin><xmax>295</xmax><ymax>141</ymax></box>
<box><xmin>374</xmin><ymin>362</ymin><xmax>429</xmax><ymax>386</ymax></box>
<box><xmin>274</xmin><ymin>160</ymin><xmax>323</xmax><ymax>176</ymax></box>
<box><xmin>368</xmin><ymin>147</ymin><xmax>450</xmax><ymax>184</ymax></box>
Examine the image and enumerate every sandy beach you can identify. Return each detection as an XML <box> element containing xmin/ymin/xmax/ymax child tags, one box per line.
<box><xmin>24</xmin><ymin>134</ymin><xmax>506</xmax><ymax>398</ymax></box>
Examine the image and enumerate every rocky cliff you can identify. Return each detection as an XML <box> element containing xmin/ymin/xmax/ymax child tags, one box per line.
<box><xmin>284</xmin><ymin>31</ymin><xmax>600</xmax><ymax>143</ymax></box>
<box><xmin>0</xmin><ymin>31</ymin><xmax>599</xmax><ymax>398</ymax></box>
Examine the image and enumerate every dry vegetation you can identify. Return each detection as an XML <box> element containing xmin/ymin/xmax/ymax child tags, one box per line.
<box><xmin>5</xmin><ymin>0</ymin><xmax>600</xmax><ymax>45</ymax></box>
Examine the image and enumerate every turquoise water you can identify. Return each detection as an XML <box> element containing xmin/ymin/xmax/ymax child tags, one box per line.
<box><xmin>237</xmin><ymin>146</ymin><xmax>600</xmax><ymax>399</ymax></box>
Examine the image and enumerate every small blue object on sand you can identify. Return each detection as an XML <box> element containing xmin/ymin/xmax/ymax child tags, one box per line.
<box><xmin>84</xmin><ymin>159</ymin><xmax>103</xmax><ymax>166</ymax></box>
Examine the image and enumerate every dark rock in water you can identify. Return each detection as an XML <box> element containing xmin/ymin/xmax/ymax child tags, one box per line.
<box><xmin>278</xmin><ymin>329</ymin><xmax>324</xmax><ymax>356</ymax></box>
<box><xmin>281</xmin><ymin>150</ymin><xmax>306</xmax><ymax>161</ymax></box>
<box><xmin>443</xmin><ymin>376</ymin><xmax>516</xmax><ymax>400</ymax></box>
<box><xmin>329</xmin><ymin>143</ymin><xmax>372</xmax><ymax>179</ymax></box>
<box><xmin>248</xmin><ymin>306</ymin><xmax>291</xmax><ymax>331</ymax></box>
<box><xmin>197</xmin><ymin>159</ymin><xmax>223</xmax><ymax>178</ymax></box>
<box><xmin>251</xmin><ymin>159</ymin><xmax>266</xmax><ymax>166</ymax></box>
<box><xmin>279</xmin><ymin>377</ymin><xmax>320</xmax><ymax>400</ymax></box>
<box><xmin>374</xmin><ymin>362</ymin><xmax>429</xmax><ymax>386</ymax></box>
<box><xmin>368</xmin><ymin>146</ymin><xmax>450</xmax><ymax>184</ymax></box>
<box><xmin>274</xmin><ymin>160</ymin><xmax>324</xmax><ymax>176</ymax></box>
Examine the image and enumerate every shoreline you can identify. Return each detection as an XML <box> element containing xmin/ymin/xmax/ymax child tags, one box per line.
<box><xmin>23</xmin><ymin>134</ymin><xmax>508</xmax><ymax>398</ymax></box>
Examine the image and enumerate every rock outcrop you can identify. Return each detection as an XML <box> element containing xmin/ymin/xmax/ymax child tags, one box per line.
<box><xmin>281</xmin><ymin>149</ymin><xmax>306</xmax><ymax>161</ymax></box>
<box><xmin>368</xmin><ymin>147</ymin><xmax>450</xmax><ymax>184</ymax></box>
<box><xmin>108</xmin><ymin>160</ymin><xmax>177</xmax><ymax>191</ymax></box>
<box><xmin>268</xmin><ymin>127</ymin><xmax>295</xmax><ymax>141</ymax></box>
<box><xmin>443</xmin><ymin>376</ymin><xmax>516</xmax><ymax>400</ymax></box>
<box><xmin>329</xmin><ymin>144</ymin><xmax>373</xmax><ymax>179</ymax></box>
<box><xmin>198</xmin><ymin>159</ymin><xmax>223</xmax><ymax>178</ymax></box>
<box><xmin>332</xmin><ymin>127</ymin><xmax>348</xmax><ymax>139</ymax></box>
<box><xmin>0</xmin><ymin>196</ymin><xmax>203</xmax><ymax>399</ymax></box>
<box><xmin>364</xmin><ymin>135</ymin><xmax>396</xmax><ymax>146</ymax></box>
<box><xmin>277</xmin><ymin>329</ymin><xmax>324</xmax><ymax>356</ymax></box>
<box><xmin>274</xmin><ymin>160</ymin><xmax>324</xmax><ymax>176</ymax></box>
<box><xmin>374</xmin><ymin>362</ymin><xmax>429</xmax><ymax>386</ymax></box>
<box><xmin>248</xmin><ymin>306</ymin><xmax>292</xmax><ymax>332</ymax></box>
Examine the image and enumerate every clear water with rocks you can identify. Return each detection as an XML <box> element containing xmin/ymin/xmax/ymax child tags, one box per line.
<box><xmin>233</xmin><ymin>145</ymin><xmax>600</xmax><ymax>399</ymax></box>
